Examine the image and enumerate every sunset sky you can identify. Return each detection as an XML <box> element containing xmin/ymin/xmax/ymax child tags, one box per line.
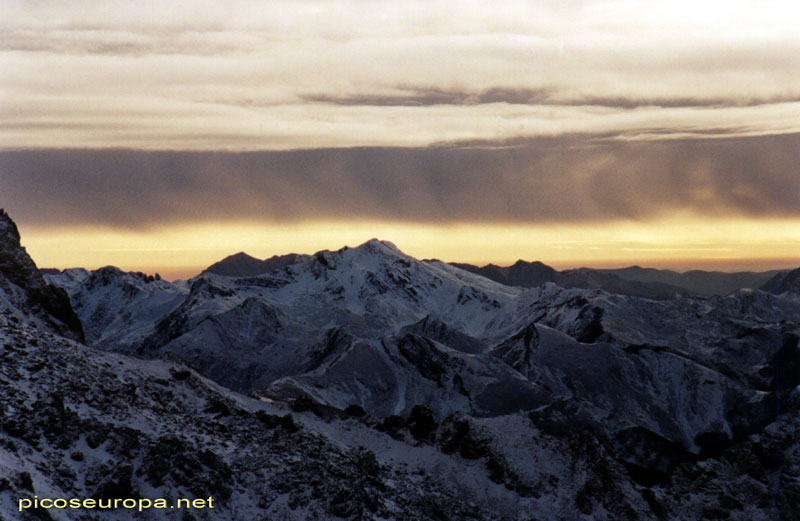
<box><xmin>2</xmin><ymin>0</ymin><xmax>799</xmax><ymax>279</ymax></box>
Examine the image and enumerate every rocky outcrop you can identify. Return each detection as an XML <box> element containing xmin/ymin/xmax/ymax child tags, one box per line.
<box><xmin>0</xmin><ymin>209</ymin><xmax>83</xmax><ymax>341</ymax></box>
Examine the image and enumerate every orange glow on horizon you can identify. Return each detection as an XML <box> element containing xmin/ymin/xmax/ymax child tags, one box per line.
<box><xmin>17</xmin><ymin>216</ymin><xmax>800</xmax><ymax>280</ymax></box>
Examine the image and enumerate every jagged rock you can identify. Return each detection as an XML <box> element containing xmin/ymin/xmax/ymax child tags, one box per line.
<box><xmin>90</xmin><ymin>463</ymin><xmax>137</xmax><ymax>499</ymax></box>
<box><xmin>0</xmin><ymin>209</ymin><xmax>83</xmax><ymax>341</ymax></box>
<box><xmin>408</xmin><ymin>405</ymin><xmax>437</xmax><ymax>442</ymax></box>
<box><xmin>343</xmin><ymin>404</ymin><xmax>367</xmax><ymax>418</ymax></box>
<box><xmin>438</xmin><ymin>413</ymin><xmax>488</xmax><ymax>459</ymax></box>
<box><xmin>376</xmin><ymin>415</ymin><xmax>407</xmax><ymax>440</ymax></box>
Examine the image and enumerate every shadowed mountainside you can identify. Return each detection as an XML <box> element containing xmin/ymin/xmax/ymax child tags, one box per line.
<box><xmin>452</xmin><ymin>259</ymin><xmax>783</xmax><ymax>298</ymax></box>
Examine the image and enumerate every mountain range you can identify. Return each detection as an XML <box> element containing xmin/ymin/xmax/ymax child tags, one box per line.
<box><xmin>2</xmin><ymin>208</ymin><xmax>799</xmax><ymax>520</ymax></box>
<box><xmin>201</xmin><ymin>250</ymin><xmax>783</xmax><ymax>299</ymax></box>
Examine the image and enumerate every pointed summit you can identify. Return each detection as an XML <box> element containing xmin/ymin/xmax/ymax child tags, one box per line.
<box><xmin>351</xmin><ymin>238</ymin><xmax>404</xmax><ymax>256</ymax></box>
<box><xmin>310</xmin><ymin>239</ymin><xmax>411</xmax><ymax>269</ymax></box>
<box><xmin>204</xmin><ymin>251</ymin><xmax>266</xmax><ymax>277</ymax></box>
<box><xmin>204</xmin><ymin>251</ymin><xmax>311</xmax><ymax>277</ymax></box>
<box><xmin>453</xmin><ymin>258</ymin><xmax>558</xmax><ymax>288</ymax></box>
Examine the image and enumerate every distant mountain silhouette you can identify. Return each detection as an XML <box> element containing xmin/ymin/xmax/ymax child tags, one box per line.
<box><xmin>452</xmin><ymin>260</ymin><xmax>689</xmax><ymax>299</ymax></box>
<box><xmin>599</xmin><ymin>266</ymin><xmax>782</xmax><ymax>296</ymax></box>
<box><xmin>450</xmin><ymin>260</ymin><xmax>558</xmax><ymax>287</ymax></box>
<box><xmin>452</xmin><ymin>260</ymin><xmax>784</xmax><ymax>298</ymax></box>
<box><xmin>204</xmin><ymin>251</ymin><xmax>312</xmax><ymax>277</ymax></box>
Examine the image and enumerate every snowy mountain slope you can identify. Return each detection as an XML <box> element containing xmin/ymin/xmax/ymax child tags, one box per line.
<box><xmin>258</xmin><ymin>332</ymin><xmax>547</xmax><ymax>419</ymax></box>
<box><xmin>45</xmin><ymin>266</ymin><xmax>188</xmax><ymax>352</ymax></box>
<box><xmin>2</xmin><ymin>312</ymin><xmax>795</xmax><ymax>521</ymax></box>
<box><xmin>40</xmin><ymin>267</ymin><xmax>90</xmax><ymax>292</ymax></box>
<box><xmin>3</xmin><ymin>270</ymin><xmax>559</xmax><ymax>521</ymax></box>
<box><xmin>124</xmin><ymin>240</ymin><xmax>528</xmax><ymax>393</ymax></box>
<box><xmin>524</xmin><ymin>284</ymin><xmax>800</xmax><ymax>392</ymax></box>
<box><xmin>259</xmin><ymin>316</ymin><xmax>754</xmax><ymax>454</ymax></box>
<box><xmin>3</xmin><ymin>210</ymin><xmax>798</xmax><ymax>520</ymax></box>
<box><xmin>3</xmin><ymin>318</ymin><xmax>796</xmax><ymax>521</ymax></box>
<box><xmin>492</xmin><ymin>323</ymin><xmax>748</xmax><ymax>450</ymax></box>
<box><xmin>250</xmin><ymin>253</ymin><xmax>798</xmax><ymax>465</ymax></box>
<box><xmin>761</xmin><ymin>267</ymin><xmax>800</xmax><ymax>297</ymax></box>
<box><xmin>46</xmin><ymin>236</ymin><xmax>799</xmax><ymax>455</ymax></box>
<box><xmin>266</xmin><ymin>240</ymin><xmax>523</xmax><ymax>337</ymax></box>
<box><xmin>0</xmin><ymin>211</ymin><xmax>619</xmax><ymax>521</ymax></box>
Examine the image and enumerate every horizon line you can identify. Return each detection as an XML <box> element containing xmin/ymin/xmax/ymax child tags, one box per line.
<box><xmin>38</xmin><ymin>253</ymin><xmax>800</xmax><ymax>283</ymax></box>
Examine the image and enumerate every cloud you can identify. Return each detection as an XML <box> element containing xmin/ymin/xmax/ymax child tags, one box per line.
<box><xmin>0</xmin><ymin>26</ymin><xmax>261</xmax><ymax>57</ymax></box>
<box><xmin>303</xmin><ymin>85</ymin><xmax>800</xmax><ymax>109</ymax></box>
<box><xmin>2</xmin><ymin>134</ymin><xmax>798</xmax><ymax>229</ymax></box>
<box><xmin>302</xmin><ymin>87</ymin><xmax>555</xmax><ymax>107</ymax></box>
<box><xmin>2</xmin><ymin>1</ymin><xmax>800</xmax><ymax>149</ymax></box>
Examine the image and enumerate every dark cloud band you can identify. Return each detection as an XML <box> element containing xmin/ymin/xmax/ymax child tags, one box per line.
<box><xmin>303</xmin><ymin>86</ymin><xmax>800</xmax><ymax>109</ymax></box>
<box><xmin>1</xmin><ymin>133</ymin><xmax>798</xmax><ymax>229</ymax></box>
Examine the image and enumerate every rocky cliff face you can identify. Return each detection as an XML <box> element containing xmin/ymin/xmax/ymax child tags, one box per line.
<box><xmin>0</xmin><ymin>209</ymin><xmax>83</xmax><ymax>341</ymax></box>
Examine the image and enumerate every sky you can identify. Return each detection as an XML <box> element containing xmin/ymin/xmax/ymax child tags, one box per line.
<box><xmin>1</xmin><ymin>0</ymin><xmax>799</xmax><ymax>279</ymax></box>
